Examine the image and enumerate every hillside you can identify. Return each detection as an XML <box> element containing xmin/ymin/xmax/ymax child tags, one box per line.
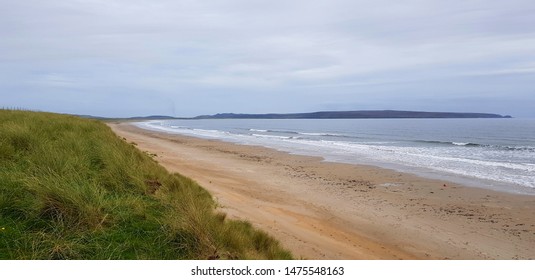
<box><xmin>195</xmin><ymin>110</ymin><xmax>511</xmax><ymax>119</ymax></box>
<box><xmin>0</xmin><ymin>110</ymin><xmax>291</xmax><ymax>259</ymax></box>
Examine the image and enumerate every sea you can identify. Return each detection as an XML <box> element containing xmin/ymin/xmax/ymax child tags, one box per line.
<box><xmin>136</xmin><ymin>118</ymin><xmax>535</xmax><ymax>195</ymax></box>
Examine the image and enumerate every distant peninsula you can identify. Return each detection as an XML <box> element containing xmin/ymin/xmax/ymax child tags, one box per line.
<box><xmin>194</xmin><ymin>110</ymin><xmax>512</xmax><ymax>119</ymax></box>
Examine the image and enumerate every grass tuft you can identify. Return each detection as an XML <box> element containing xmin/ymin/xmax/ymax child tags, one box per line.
<box><xmin>0</xmin><ymin>110</ymin><xmax>291</xmax><ymax>259</ymax></box>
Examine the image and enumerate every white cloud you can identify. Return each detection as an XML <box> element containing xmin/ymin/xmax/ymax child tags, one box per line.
<box><xmin>29</xmin><ymin>73</ymin><xmax>77</xmax><ymax>88</ymax></box>
<box><xmin>1</xmin><ymin>0</ymin><xmax>535</xmax><ymax>116</ymax></box>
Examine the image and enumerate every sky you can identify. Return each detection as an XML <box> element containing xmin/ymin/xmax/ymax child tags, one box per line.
<box><xmin>1</xmin><ymin>0</ymin><xmax>535</xmax><ymax>118</ymax></box>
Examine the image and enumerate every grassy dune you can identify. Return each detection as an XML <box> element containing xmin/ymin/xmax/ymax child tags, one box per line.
<box><xmin>0</xmin><ymin>110</ymin><xmax>291</xmax><ymax>259</ymax></box>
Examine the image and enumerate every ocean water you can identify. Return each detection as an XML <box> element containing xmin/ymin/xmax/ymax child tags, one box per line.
<box><xmin>137</xmin><ymin>119</ymin><xmax>535</xmax><ymax>195</ymax></box>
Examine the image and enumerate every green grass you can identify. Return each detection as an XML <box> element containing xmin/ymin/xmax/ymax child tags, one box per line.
<box><xmin>0</xmin><ymin>110</ymin><xmax>292</xmax><ymax>259</ymax></box>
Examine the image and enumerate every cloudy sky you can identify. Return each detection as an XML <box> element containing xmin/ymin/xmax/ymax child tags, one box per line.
<box><xmin>1</xmin><ymin>0</ymin><xmax>535</xmax><ymax>117</ymax></box>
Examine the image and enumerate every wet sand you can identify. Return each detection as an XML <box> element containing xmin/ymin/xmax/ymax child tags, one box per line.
<box><xmin>109</xmin><ymin>122</ymin><xmax>535</xmax><ymax>260</ymax></box>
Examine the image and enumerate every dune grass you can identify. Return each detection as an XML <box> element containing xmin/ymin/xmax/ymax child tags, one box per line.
<box><xmin>0</xmin><ymin>110</ymin><xmax>292</xmax><ymax>259</ymax></box>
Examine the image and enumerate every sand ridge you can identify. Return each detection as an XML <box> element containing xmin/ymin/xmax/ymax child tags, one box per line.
<box><xmin>109</xmin><ymin>122</ymin><xmax>535</xmax><ymax>260</ymax></box>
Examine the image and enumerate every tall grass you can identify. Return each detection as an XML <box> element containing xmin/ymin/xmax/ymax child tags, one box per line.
<box><xmin>0</xmin><ymin>110</ymin><xmax>291</xmax><ymax>259</ymax></box>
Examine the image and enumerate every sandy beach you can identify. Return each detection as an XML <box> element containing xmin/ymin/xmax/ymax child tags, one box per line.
<box><xmin>109</xmin><ymin>122</ymin><xmax>535</xmax><ymax>260</ymax></box>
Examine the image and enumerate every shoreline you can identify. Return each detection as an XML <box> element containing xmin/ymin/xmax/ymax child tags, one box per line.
<box><xmin>137</xmin><ymin>120</ymin><xmax>535</xmax><ymax>196</ymax></box>
<box><xmin>109</xmin><ymin>122</ymin><xmax>535</xmax><ymax>259</ymax></box>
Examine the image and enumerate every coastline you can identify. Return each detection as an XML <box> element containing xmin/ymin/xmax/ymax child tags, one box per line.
<box><xmin>109</xmin><ymin>122</ymin><xmax>535</xmax><ymax>259</ymax></box>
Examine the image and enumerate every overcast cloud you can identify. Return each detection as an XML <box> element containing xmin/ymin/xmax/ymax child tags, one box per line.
<box><xmin>1</xmin><ymin>0</ymin><xmax>535</xmax><ymax>117</ymax></box>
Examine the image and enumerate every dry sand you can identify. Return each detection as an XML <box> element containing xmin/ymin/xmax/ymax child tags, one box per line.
<box><xmin>109</xmin><ymin>122</ymin><xmax>535</xmax><ymax>260</ymax></box>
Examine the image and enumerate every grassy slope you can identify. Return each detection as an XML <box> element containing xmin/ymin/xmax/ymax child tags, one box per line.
<box><xmin>0</xmin><ymin>110</ymin><xmax>291</xmax><ymax>259</ymax></box>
